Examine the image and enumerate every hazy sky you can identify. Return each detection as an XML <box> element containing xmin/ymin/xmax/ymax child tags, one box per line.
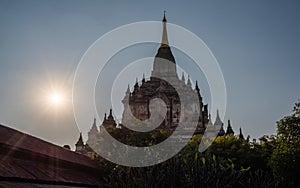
<box><xmin>0</xmin><ymin>0</ymin><xmax>299</xmax><ymax>148</ymax></box>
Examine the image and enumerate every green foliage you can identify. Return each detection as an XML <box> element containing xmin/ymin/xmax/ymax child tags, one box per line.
<box><xmin>205</xmin><ymin>134</ymin><xmax>268</xmax><ymax>170</ymax></box>
<box><xmin>106</xmin><ymin>124</ymin><xmax>172</xmax><ymax>147</ymax></box>
<box><xmin>251</xmin><ymin>135</ymin><xmax>277</xmax><ymax>171</ymax></box>
<box><xmin>105</xmin><ymin>152</ymin><xmax>285</xmax><ymax>188</ymax></box>
<box><xmin>269</xmin><ymin>102</ymin><xmax>300</xmax><ymax>185</ymax></box>
<box><xmin>95</xmin><ymin>101</ymin><xmax>300</xmax><ymax>187</ymax></box>
<box><xmin>240</xmin><ymin>169</ymin><xmax>286</xmax><ymax>188</ymax></box>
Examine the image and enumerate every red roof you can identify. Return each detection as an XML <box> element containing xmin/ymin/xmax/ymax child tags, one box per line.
<box><xmin>0</xmin><ymin>124</ymin><xmax>104</xmax><ymax>187</ymax></box>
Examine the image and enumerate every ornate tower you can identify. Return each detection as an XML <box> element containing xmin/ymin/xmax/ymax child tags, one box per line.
<box><xmin>151</xmin><ymin>12</ymin><xmax>178</xmax><ymax>80</ymax></box>
<box><xmin>75</xmin><ymin>133</ymin><xmax>85</xmax><ymax>154</ymax></box>
<box><xmin>87</xmin><ymin>118</ymin><xmax>99</xmax><ymax>145</ymax></box>
<box><xmin>214</xmin><ymin>110</ymin><xmax>225</xmax><ymax>136</ymax></box>
<box><xmin>121</xmin><ymin>13</ymin><xmax>207</xmax><ymax>133</ymax></box>
<box><xmin>239</xmin><ymin>127</ymin><xmax>244</xmax><ymax>140</ymax></box>
<box><xmin>102</xmin><ymin>109</ymin><xmax>117</xmax><ymax>128</ymax></box>
<box><xmin>121</xmin><ymin>85</ymin><xmax>132</xmax><ymax>125</ymax></box>
<box><xmin>226</xmin><ymin>120</ymin><xmax>235</xmax><ymax>135</ymax></box>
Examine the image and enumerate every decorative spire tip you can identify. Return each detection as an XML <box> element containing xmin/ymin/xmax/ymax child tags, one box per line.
<box><xmin>163</xmin><ymin>11</ymin><xmax>167</xmax><ymax>22</ymax></box>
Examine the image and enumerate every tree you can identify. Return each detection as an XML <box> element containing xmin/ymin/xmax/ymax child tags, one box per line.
<box><xmin>269</xmin><ymin>101</ymin><xmax>300</xmax><ymax>185</ymax></box>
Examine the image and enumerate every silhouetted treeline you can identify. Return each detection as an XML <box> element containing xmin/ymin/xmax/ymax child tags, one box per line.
<box><xmin>95</xmin><ymin>102</ymin><xmax>300</xmax><ymax>188</ymax></box>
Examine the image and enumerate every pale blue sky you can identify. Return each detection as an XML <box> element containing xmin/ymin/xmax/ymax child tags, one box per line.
<box><xmin>0</xmin><ymin>0</ymin><xmax>299</xmax><ymax>147</ymax></box>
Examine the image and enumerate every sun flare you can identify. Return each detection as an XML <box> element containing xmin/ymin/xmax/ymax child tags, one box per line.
<box><xmin>34</xmin><ymin>77</ymin><xmax>72</xmax><ymax>115</ymax></box>
<box><xmin>42</xmin><ymin>88</ymin><xmax>69</xmax><ymax>110</ymax></box>
<box><xmin>50</xmin><ymin>92</ymin><xmax>63</xmax><ymax>105</ymax></box>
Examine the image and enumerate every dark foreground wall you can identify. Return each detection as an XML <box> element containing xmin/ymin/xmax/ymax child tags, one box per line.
<box><xmin>0</xmin><ymin>124</ymin><xmax>104</xmax><ymax>187</ymax></box>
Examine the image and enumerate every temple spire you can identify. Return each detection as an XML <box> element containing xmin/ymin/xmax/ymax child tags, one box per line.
<box><xmin>207</xmin><ymin>114</ymin><xmax>213</xmax><ymax>127</ymax></box>
<box><xmin>109</xmin><ymin>108</ymin><xmax>113</xmax><ymax>117</ymax></box>
<box><xmin>126</xmin><ymin>84</ymin><xmax>130</xmax><ymax>93</ymax></box>
<box><xmin>134</xmin><ymin>78</ymin><xmax>139</xmax><ymax>88</ymax></box>
<box><xmin>226</xmin><ymin>119</ymin><xmax>234</xmax><ymax>135</ymax></box>
<box><xmin>195</xmin><ymin>80</ymin><xmax>200</xmax><ymax>92</ymax></box>
<box><xmin>161</xmin><ymin>11</ymin><xmax>169</xmax><ymax>47</ymax></box>
<box><xmin>163</xmin><ymin>10</ymin><xmax>167</xmax><ymax>22</ymax></box>
<box><xmin>239</xmin><ymin>127</ymin><xmax>244</xmax><ymax>140</ymax></box>
<box><xmin>187</xmin><ymin>75</ymin><xmax>191</xmax><ymax>86</ymax></box>
<box><xmin>181</xmin><ymin>72</ymin><xmax>185</xmax><ymax>82</ymax></box>
<box><xmin>90</xmin><ymin>117</ymin><xmax>97</xmax><ymax>131</ymax></box>
<box><xmin>142</xmin><ymin>73</ymin><xmax>145</xmax><ymax>83</ymax></box>
<box><xmin>151</xmin><ymin>12</ymin><xmax>176</xmax><ymax>78</ymax></box>
<box><xmin>214</xmin><ymin>109</ymin><xmax>223</xmax><ymax>127</ymax></box>
<box><xmin>75</xmin><ymin>132</ymin><xmax>84</xmax><ymax>152</ymax></box>
<box><xmin>76</xmin><ymin>133</ymin><xmax>84</xmax><ymax>146</ymax></box>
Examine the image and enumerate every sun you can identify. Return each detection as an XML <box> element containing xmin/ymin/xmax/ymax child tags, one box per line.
<box><xmin>50</xmin><ymin>92</ymin><xmax>63</xmax><ymax>105</ymax></box>
<box><xmin>45</xmin><ymin>90</ymin><xmax>68</xmax><ymax>109</ymax></box>
<box><xmin>34</xmin><ymin>78</ymin><xmax>71</xmax><ymax>114</ymax></box>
